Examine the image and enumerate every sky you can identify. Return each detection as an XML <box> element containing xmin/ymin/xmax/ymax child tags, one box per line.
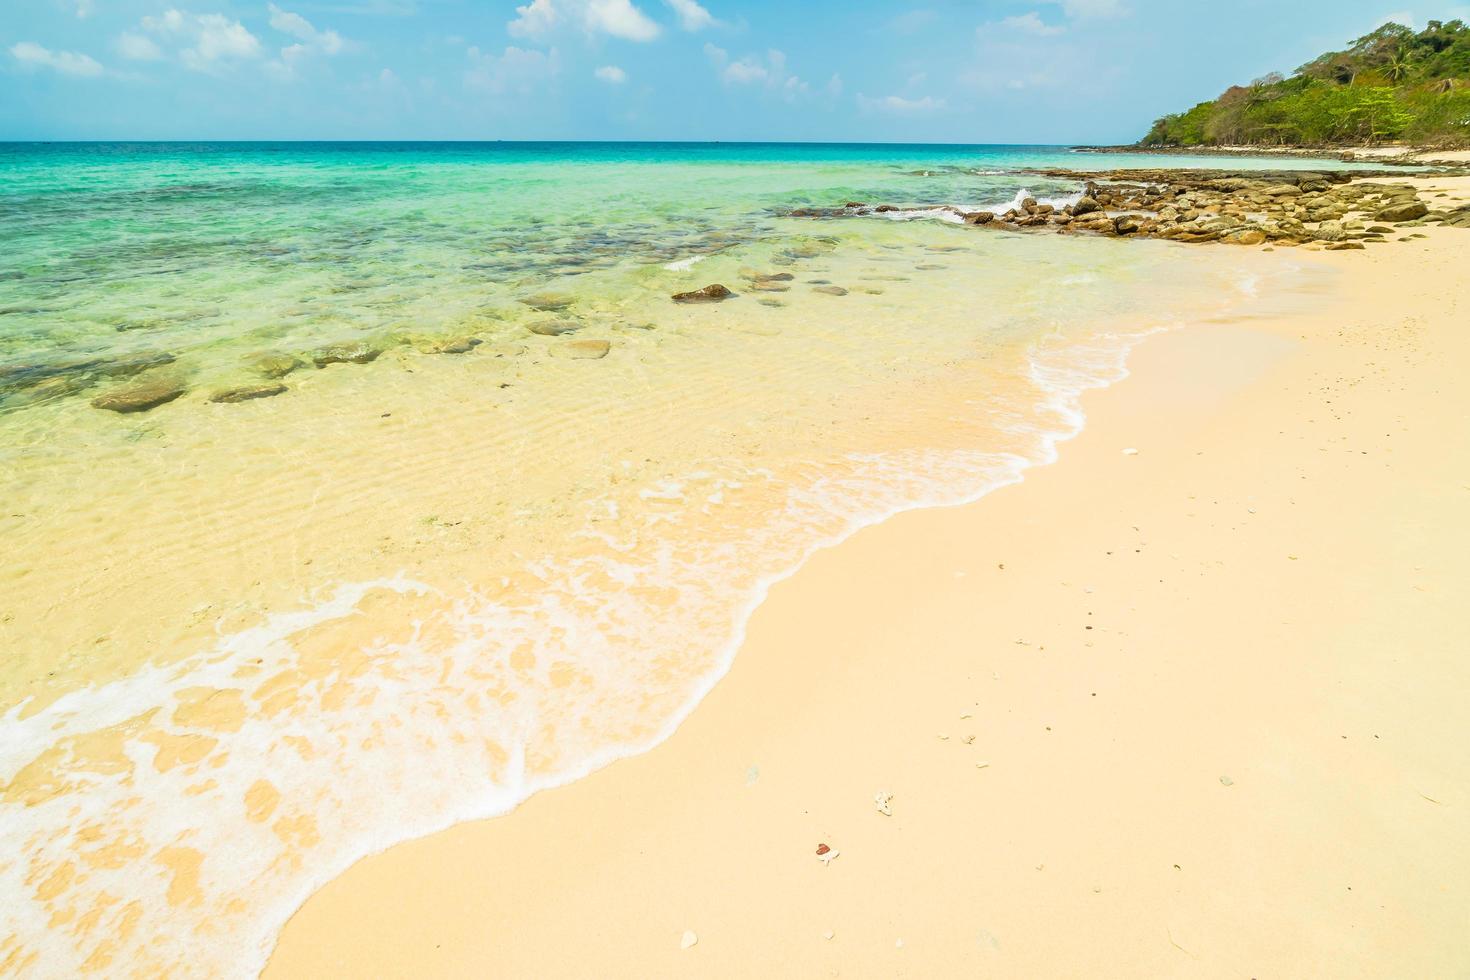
<box><xmin>4</xmin><ymin>0</ymin><xmax>1470</xmax><ymax>141</ymax></box>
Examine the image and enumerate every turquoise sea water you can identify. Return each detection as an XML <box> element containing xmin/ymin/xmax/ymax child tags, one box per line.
<box><xmin>0</xmin><ymin>141</ymin><xmax>1363</xmax><ymax>402</ymax></box>
<box><xmin>0</xmin><ymin>143</ymin><xmax>1343</xmax><ymax>978</ymax></box>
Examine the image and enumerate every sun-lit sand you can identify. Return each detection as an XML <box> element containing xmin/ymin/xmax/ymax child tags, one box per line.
<box><xmin>265</xmin><ymin>177</ymin><xmax>1470</xmax><ymax>978</ymax></box>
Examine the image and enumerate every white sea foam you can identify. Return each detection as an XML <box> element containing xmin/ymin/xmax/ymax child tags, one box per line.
<box><xmin>663</xmin><ymin>255</ymin><xmax>706</xmax><ymax>271</ymax></box>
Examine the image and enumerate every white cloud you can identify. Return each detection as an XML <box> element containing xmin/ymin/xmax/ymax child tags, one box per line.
<box><xmin>508</xmin><ymin>0</ymin><xmax>560</xmax><ymax>38</ymax></box>
<box><xmin>585</xmin><ymin>0</ymin><xmax>660</xmax><ymax>41</ymax></box>
<box><xmin>142</xmin><ymin>9</ymin><xmax>262</xmax><ymax>72</ymax></box>
<box><xmin>71</xmin><ymin>0</ymin><xmax>96</xmax><ymax>18</ymax></box>
<box><xmin>857</xmin><ymin>93</ymin><xmax>946</xmax><ymax>114</ymax></box>
<box><xmin>723</xmin><ymin>57</ymin><xmax>766</xmax><ymax>83</ymax></box>
<box><xmin>263</xmin><ymin>4</ymin><xmax>349</xmax><ymax>78</ymax></box>
<box><xmin>595</xmin><ymin>64</ymin><xmax>627</xmax><ymax>83</ymax></box>
<box><xmin>706</xmin><ymin>43</ymin><xmax>811</xmax><ymax>98</ymax></box>
<box><xmin>115</xmin><ymin>32</ymin><xmax>163</xmax><ymax>61</ymax></box>
<box><xmin>664</xmin><ymin>0</ymin><xmax>715</xmax><ymax>31</ymax></box>
<box><xmin>509</xmin><ymin>0</ymin><xmax>660</xmax><ymax>42</ymax></box>
<box><xmin>9</xmin><ymin>40</ymin><xmax>104</xmax><ymax>76</ymax></box>
<box><xmin>464</xmin><ymin>44</ymin><xmax>559</xmax><ymax>94</ymax></box>
<box><xmin>1000</xmin><ymin>12</ymin><xmax>1064</xmax><ymax>35</ymax></box>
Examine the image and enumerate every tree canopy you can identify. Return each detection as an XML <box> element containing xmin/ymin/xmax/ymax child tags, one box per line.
<box><xmin>1141</xmin><ymin>21</ymin><xmax>1470</xmax><ymax>148</ymax></box>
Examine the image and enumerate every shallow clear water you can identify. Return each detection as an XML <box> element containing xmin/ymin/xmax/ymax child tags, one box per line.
<box><xmin>0</xmin><ymin>143</ymin><xmax>1334</xmax><ymax>977</ymax></box>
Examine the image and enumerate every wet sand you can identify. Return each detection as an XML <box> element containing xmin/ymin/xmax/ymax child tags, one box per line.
<box><xmin>266</xmin><ymin>186</ymin><xmax>1470</xmax><ymax>978</ymax></box>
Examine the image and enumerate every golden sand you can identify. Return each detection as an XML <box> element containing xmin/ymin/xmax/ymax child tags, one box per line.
<box><xmin>266</xmin><ymin>180</ymin><xmax>1470</xmax><ymax>977</ymax></box>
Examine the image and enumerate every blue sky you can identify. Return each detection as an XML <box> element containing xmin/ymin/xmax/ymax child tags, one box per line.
<box><xmin>4</xmin><ymin>0</ymin><xmax>1470</xmax><ymax>141</ymax></box>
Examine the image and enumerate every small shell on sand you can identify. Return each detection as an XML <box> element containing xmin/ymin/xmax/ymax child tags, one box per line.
<box><xmin>1122</xmin><ymin>447</ymin><xmax>1140</xmax><ymax>455</ymax></box>
<box><xmin>680</xmin><ymin>930</ymin><xmax>698</xmax><ymax>950</ymax></box>
<box><xmin>874</xmin><ymin>791</ymin><xmax>893</xmax><ymax>816</ymax></box>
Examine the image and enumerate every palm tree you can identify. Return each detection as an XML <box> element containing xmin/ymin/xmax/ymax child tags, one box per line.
<box><xmin>1384</xmin><ymin>54</ymin><xmax>1412</xmax><ymax>82</ymax></box>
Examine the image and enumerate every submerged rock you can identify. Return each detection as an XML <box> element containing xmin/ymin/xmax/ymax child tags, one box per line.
<box><xmin>91</xmin><ymin>372</ymin><xmax>188</xmax><ymax>413</ymax></box>
<box><xmin>812</xmin><ymin>285</ymin><xmax>848</xmax><ymax>296</ymax></box>
<box><xmin>552</xmin><ymin>339</ymin><xmax>611</xmax><ymax>359</ymax></box>
<box><xmin>430</xmin><ymin>337</ymin><xmax>481</xmax><ymax>354</ymax></box>
<box><xmin>519</xmin><ymin>291</ymin><xmax>575</xmax><ymax>312</ymax></box>
<box><xmin>311</xmin><ymin>341</ymin><xmax>383</xmax><ymax>368</ymax></box>
<box><xmin>209</xmin><ymin>382</ymin><xmax>288</xmax><ymax>403</ymax></box>
<box><xmin>528</xmin><ymin>320</ymin><xmax>580</xmax><ymax>336</ymax></box>
<box><xmin>672</xmin><ymin>284</ymin><xmax>734</xmax><ymax>303</ymax></box>
<box><xmin>246</xmin><ymin>351</ymin><xmax>304</xmax><ymax>379</ymax></box>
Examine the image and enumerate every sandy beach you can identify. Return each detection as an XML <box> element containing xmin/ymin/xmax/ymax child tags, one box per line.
<box><xmin>266</xmin><ymin>179</ymin><xmax>1470</xmax><ymax>978</ymax></box>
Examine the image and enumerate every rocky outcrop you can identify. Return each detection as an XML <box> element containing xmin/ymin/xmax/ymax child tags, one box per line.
<box><xmin>783</xmin><ymin>165</ymin><xmax>1462</xmax><ymax>251</ymax></box>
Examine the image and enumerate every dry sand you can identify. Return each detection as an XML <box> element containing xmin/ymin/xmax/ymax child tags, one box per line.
<box><xmin>266</xmin><ymin>193</ymin><xmax>1470</xmax><ymax>979</ymax></box>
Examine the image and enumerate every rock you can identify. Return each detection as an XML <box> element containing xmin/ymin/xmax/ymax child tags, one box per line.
<box><xmin>209</xmin><ymin>382</ymin><xmax>287</xmax><ymax>403</ymax></box>
<box><xmin>672</xmin><ymin>284</ymin><xmax>733</xmax><ymax>303</ymax></box>
<box><xmin>1374</xmin><ymin>201</ymin><xmax>1428</xmax><ymax>222</ymax></box>
<box><xmin>1262</xmin><ymin>184</ymin><xmax>1303</xmax><ymax>196</ymax></box>
<box><xmin>1113</xmin><ymin>215</ymin><xmax>1143</xmax><ymax>235</ymax></box>
<box><xmin>1071</xmin><ymin>196</ymin><xmax>1102</xmax><ymax>216</ymax></box>
<box><xmin>519</xmin><ymin>292</ymin><xmax>575</xmax><ymax>311</ymax></box>
<box><xmin>963</xmin><ymin>211</ymin><xmax>995</xmax><ymax>225</ymax></box>
<box><xmin>552</xmin><ymin>339</ymin><xmax>611</xmax><ymax>359</ymax></box>
<box><xmin>91</xmin><ymin>372</ymin><xmax>187</xmax><ymax>413</ymax></box>
<box><xmin>97</xmin><ymin>351</ymin><xmax>177</xmax><ymax>379</ymax></box>
<box><xmin>742</xmin><ymin>271</ymin><xmax>795</xmax><ymax>283</ymax></box>
<box><xmin>750</xmin><ymin>282</ymin><xmax>789</xmax><ymax>292</ymax></box>
<box><xmin>812</xmin><ymin>285</ymin><xmax>848</xmax><ymax>296</ymax></box>
<box><xmin>1222</xmin><ymin>228</ymin><xmax>1267</xmax><ymax>246</ymax></box>
<box><xmin>430</xmin><ymin>337</ymin><xmax>481</xmax><ymax>354</ymax></box>
<box><xmin>311</xmin><ymin>341</ymin><xmax>383</xmax><ymax>367</ymax></box>
<box><xmin>874</xmin><ymin>205</ymin><xmax>900</xmax><ymax>213</ymax></box>
<box><xmin>1314</xmin><ymin>221</ymin><xmax>1345</xmax><ymax>242</ymax></box>
<box><xmin>247</xmin><ymin>351</ymin><xmax>303</xmax><ymax>379</ymax></box>
<box><xmin>529</xmin><ymin>320</ymin><xmax>579</xmax><ymax>336</ymax></box>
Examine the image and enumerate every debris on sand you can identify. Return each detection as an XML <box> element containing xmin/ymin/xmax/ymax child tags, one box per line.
<box><xmin>874</xmin><ymin>791</ymin><xmax>893</xmax><ymax>816</ymax></box>
<box><xmin>680</xmin><ymin>930</ymin><xmax>698</xmax><ymax>950</ymax></box>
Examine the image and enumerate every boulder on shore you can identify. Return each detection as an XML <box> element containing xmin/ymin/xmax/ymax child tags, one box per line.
<box><xmin>1374</xmin><ymin>201</ymin><xmax>1429</xmax><ymax>222</ymax></box>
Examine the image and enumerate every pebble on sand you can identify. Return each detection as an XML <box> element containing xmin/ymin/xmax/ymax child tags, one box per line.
<box><xmin>680</xmin><ymin>930</ymin><xmax>698</xmax><ymax>950</ymax></box>
<box><xmin>1122</xmin><ymin>447</ymin><xmax>1140</xmax><ymax>455</ymax></box>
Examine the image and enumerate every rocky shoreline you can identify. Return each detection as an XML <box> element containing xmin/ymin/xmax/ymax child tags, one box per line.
<box><xmin>788</xmin><ymin>167</ymin><xmax>1470</xmax><ymax>248</ymax></box>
